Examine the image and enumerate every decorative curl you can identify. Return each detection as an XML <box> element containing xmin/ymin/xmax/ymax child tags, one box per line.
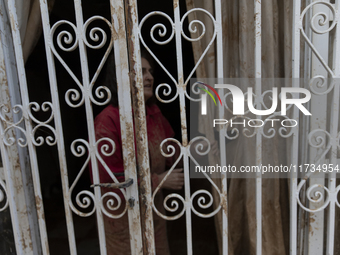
<box><xmin>83</xmin><ymin>16</ymin><xmax>112</xmax><ymax>49</ymax></box>
<box><xmin>191</xmin><ymin>190</ymin><xmax>221</xmax><ymax>218</ymax></box>
<box><xmin>101</xmin><ymin>192</ymin><xmax>127</xmax><ymax>219</ymax></box>
<box><xmin>0</xmin><ymin>179</ymin><xmax>9</xmax><ymax>212</ymax></box>
<box><xmin>310</xmin><ymin>10</ymin><xmax>336</xmax><ymax>35</ymax></box>
<box><xmin>96</xmin><ymin>137</ymin><xmax>116</xmax><ymax>157</ymax></box>
<box><xmin>140</xmin><ymin>11</ymin><xmax>175</xmax><ymax>45</ymax></box>
<box><xmin>69</xmin><ymin>140</ymin><xmax>93</xmax><ymax>217</ymax></box>
<box><xmin>297</xmin><ymin>181</ymin><xmax>330</xmax><ymax>213</ymax></box>
<box><xmin>26</xmin><ymin>102</ymin><xmax>57</xmax><ymax>146</ymax></box>
<box><xmin>222</xmin><ymin>116</ymin><xmax>257</xmax><ymax>140</ymax></box>
<box><xmin>336</xmin><ymin>186</ymin><xmax>340</xmax><ymax>209</ymax></box>
<box><xmin>139</xmin><ymin>12</ymin><xmax>177</xmax><ymax>86</ymax></box>
<box><xmin>182</xmin><ymin>9</ymin><xmax>217</xmax><ymax>87</ymax></box>
<box><xmin>300</xmin><ymin>2</ymin><xmax>337</xmax><ymax>79</ymax></box>
<box><xmin>71</xmin><ymin>139</ymin><xmax>90</xmax><ymax>158</ymax></box>
<box><xmin>3</xmin><ymin>126</ymin><xmax>27</xmax><ymax>147</ymax></box>
<box><xmin>261</xmin><ymin>115</ymin><xmax>295</xmax><ymax>139</ymax></box>
<box><xmin>70</xmin><ymin>190</ymin><xmax>96</xmax><ymax>217</ymax></box>
<box><xmin>188</xmin><ymin>136</ymin><xmax>210</xmax><ymax>157</ymax></box>
<box><xmin>94</xmin><ymin>138</ymin><xmax>125</xmax><ymax>190</ymax></box>
<box><xmin>0</xmin><ymin>105</ymin><xmax>10</xmax><ymax>122</ymax></box>
<box><xmin>185</xmin><ymin>81</ymin><xmax>207</xmax><ymax>102</ymax></box>
<box><xmin>152</xmin><ymin>139</ymin><xmax>184</xmax><ymax>220</ymax></box>
<box><xmin>155</xmin><ymin>83</ymin><xmax>179</xmax><ymax>103</ymax></box>
<box><xmin>0</xmin><ymin>104</ymin><xmax>27</xmax><ymax>147</ymax></box>
<box><xmin>0</xmin><ymin>104</ymin><xmax>24</xmax><ymax>125</ymax></box>
<box><xmin>50</xmin><ymin>20</ymin><xmax>84</xmax><ymax>100</ymax></box>
<box><xmin>187</xmin><ymin>141</ymin><xmax>223</xmax><ymax>218</ymax></box>
<box><xmin>160</xmin><ymin>138</ymin><xmax>182</xmax><ymax>158</ymax></box>
<box><xmin>1</xmin><ymin>105</ymin><xmax>26</xmax><ymax>147</ymax></box>
<box><xmin>153</xmin><ymin>193</ymin><xmax>185</xmax><ymax>221</ymax></box>
<box><xmin>309</xmin><ymin>75</ymin><xmax>334</xmax><ymax>96</ymax></box>
<box><xmin>181</xmin><ymin>8</ymin><xmax>215</xmax><ymax>42</ymax></box>
<box><xmin>308</xmin><ymin>129</ymin><xmax>331</xmax><ymax>165</ymax></box>
<box><xmin>186</xmin><ymin>19</ymin><xmax>205</xmax><ymax>41</ymax></box>
<box><xmin>65</xmin><ymin>88</ymin><xmax>85</xmax><ymax>108</ymax></box>
<box><xmin>31</xmin><ymin>124</ymin><xmax>57</xmax><ymax>146</ymax></box>
<box><xmin>89</xmin><ymin>85</ymin><xmax>112</xmax><ymax>106</ymax></box>
<box><xmin>51</xmin><ymin>20</ymin><xmax>79</xmax><ymax>52</ymax></box>
<box><xmin>28</xmin><ymin>102</ymin><xmax>54</xmax><ymax>124</ymax></box>
<box><xmin>83</xmin><ymin>16</ymin><xmax>113</xmax><ymax>105</ymax></box>
<box><xmin>193</xmin><ymin>190</ymin><xmax>214</xmax><ymax>209</ymax></box>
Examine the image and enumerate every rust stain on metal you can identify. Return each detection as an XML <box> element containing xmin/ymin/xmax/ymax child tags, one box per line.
<box><xmin>174</xmin><ymin>0</ymin><xmax>179</xmax><ymax>9</ymax></box>
<box><xmin>35</xmin><ymin>195</ymin><xmax>45</xmax><ymax>221</ymax></box>
<box><xmin>110</xmin><ymin>3</ymin><xmax>120</xmax><ymax>41</ymax></box>
<box><xmin>9</xmin><ymin>13</ymin><xmax>16</xmax><ymax>32</ymax></box>
<box><xmin>309</xmin><ymin>213</ymin><xmax>315</xmax><ymax>236</ymax></box>
<box><xmin>124</xmin><ymin>1</ymin><xmax>155</xmax><ymax>253</ymax></box>
<box><xmin>20</xmin><ymin>235</ymin><xmax>28</xmax><ymax>251</ymax></box>
<box><xmin>221</xmin><ymin>190</ymin><xmax>228</xmax><ymax>212</ymax></box>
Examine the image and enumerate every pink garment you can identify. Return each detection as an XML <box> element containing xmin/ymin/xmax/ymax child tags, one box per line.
<box><xmin>93</xmin><ymin>104</ymin><xmax>174</xmax><ymax>255</ymax></box>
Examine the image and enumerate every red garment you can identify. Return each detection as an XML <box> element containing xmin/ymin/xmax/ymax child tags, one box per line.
<box><xmin>94</xmin><ymin>104</ymin><xmax>174</xmax><ymax>255</ymax></box>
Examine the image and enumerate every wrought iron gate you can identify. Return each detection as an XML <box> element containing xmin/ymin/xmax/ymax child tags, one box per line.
<box><xmin>1</xmin><ymin>0</ymin><xmax>340</xmax><ymax>254</ymax></box>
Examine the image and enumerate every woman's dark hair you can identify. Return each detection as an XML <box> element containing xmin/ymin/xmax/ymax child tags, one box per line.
<box><xmin>105</xmin><ymin>48</ymin><xmax>156</xmax><ymax>107</ymax></box>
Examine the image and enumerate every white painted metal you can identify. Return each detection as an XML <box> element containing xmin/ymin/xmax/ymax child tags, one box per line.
<box><xmin>124</xmin><ymin>0</ymin><xmax>156</xmax><ymax>253</ymax></box>
<box><xmin>326</xmin><ymin>0</ymin><xmax>339</xmax><ymax>252</ymax></box>
<box><xmin>137</xmin><ymin>1</ymin><xmax>224</xmax><ymax>254</ymax></box>
<box><xmin>254</xmin><ymin>1</ymin><xmax>262</xmax><ymax>255</ymax></box>
<box><xmin>5</xmin><ymin>0</ymin><xmax>50</xmax><ymax>254</ymax></box>
<box><xmin>1</xmin><ymin>0</ymin><xmax>145</xmax><ymax>254</ymax></box>
<box><xmin>2</xmin><ymin>0</ymin><xmax>340</xmax><ymax>254</ymax></box>
<box><xmin>0</xmin><ymin>35</ymin><xmax>33</xmax><ymax>255</ymax></box>
<box><xmin>291</xmin><ymin>1</ymin><xmax>301</xmax><ymax>255</ymax></box>
<box><xmin>295</xmin><ymin>1</ymin><xmax>340</xmax><ymax>255</ymax></box>
<box><xmin>173</xmin><ymin>1</ymin><xmax>194</xmax><ymax>254</ymax></box>
<box><xmin>72</xmin><ymin>0</ymin><xmax>108</xmax><ymax>253</ymax></box>
<box><xmin>110</xmin><ymin>0</ymin><xmax>144</xmax><ymax>253</ymax></box>
<box><xmin>300</xmin><ymin>1</ymin><xmax>312</xmax><ymax>253</ymax></box>
<box><xmin>214</xmin><ymin>0</ymin><xmax>228</xmax><ymax>254</ymax></box>
<box><xmin>38</xmin><ymin>0</ymin><xmax>77</xmax><ymax>254</ymax></box>
<box><xmin>0</xmin><ymin>0</ymin><xmax>41</xmax><ymax>254</ymax></box>
<box><xmin>307</xmin><ymin>2</ymin><xmax>329</xmax><ymax>254</ymax></box>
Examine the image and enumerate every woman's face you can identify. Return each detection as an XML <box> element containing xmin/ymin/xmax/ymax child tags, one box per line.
<box><xmin>142</xmin><ymin>57</ymin><xmax>154</xmax><ymax>102</ymax></box>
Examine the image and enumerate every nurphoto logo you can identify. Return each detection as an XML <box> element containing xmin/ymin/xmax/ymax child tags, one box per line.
<box><xmin>200</xmin><ymin>84</ymin><xmax>312</xmax><ymax>116</ymax></box>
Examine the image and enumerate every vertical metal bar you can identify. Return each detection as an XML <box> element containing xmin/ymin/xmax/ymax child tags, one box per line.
<box><xmin>173</xmin><ymin>1</ymin><xmax>193</xmax><ymax>254</ymax></box>
<box><xmin>123</xmin><ymin>0</ymin><xmax>155</xmax><ymax>254</ymax></box>
<box><xmin>307</xmin><ymin>2</ymin><xmax>329</xmax><ymax>254</ymax></box>
<box><xmin>72</xmin><ymin>1</ymin><xmax>107</xmax><ymax>254</ymax></box>
<box><xmin>38</xmin><ymin>0</ymin><xmax>77</xmax><ymax>254</ymax></box>
<box><xmin>0</xmin><ymin>1</ymin><xmax>41</xmax><ymax>254</ymax></box>
<box><xmin>326</xmin><ymin>0</ymin><xmax>340</xmax><ymax>254</ymax></box>
<box><xmin>6</xmin><ymin>0</ymin><xmax>50</xmax><ymax>253</ymax></box>
<box><xmin>254</xmin><ymin>1</ymin><xmax>262</xmax><ymax>255</ymax></box>
<box><xmin>299</xmin><ymin>1</ymin><xmax>312</xmax><ymax>253</ymax></box>
<box><xmin>214</xmin><ymin>0</ymin><xmax>228</xmax><ymax>254</ymax></box>
<box><xmin>291</xmin><ymin>1</ymin><xmax>301</xmax><ymax>255</ymax></box>
<box><xmin>110</xmin><ymin>0</ymin><xmax>144</xmax><ymax>253</ymax></box>
<box><xmin>0</xmin><ymin>35</ymin><xmax>34</xmax><ymax>255</ymax></box>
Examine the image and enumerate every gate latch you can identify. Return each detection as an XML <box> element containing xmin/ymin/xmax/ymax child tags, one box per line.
<box><xmin>128</xmin><ymin>197</ymin><xmax>135</xmax><ymax>209</ymax></box>
<box><xmin>90</xmin><ymin>178</ymin><xmax>133</xmax><ymax>189</ymax></box>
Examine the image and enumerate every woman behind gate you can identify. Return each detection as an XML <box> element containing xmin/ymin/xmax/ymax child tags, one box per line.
<box><xmin>93</xmin><ymin>50</ymin><xmax>184</xmax><ymax>255</ymax></box>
